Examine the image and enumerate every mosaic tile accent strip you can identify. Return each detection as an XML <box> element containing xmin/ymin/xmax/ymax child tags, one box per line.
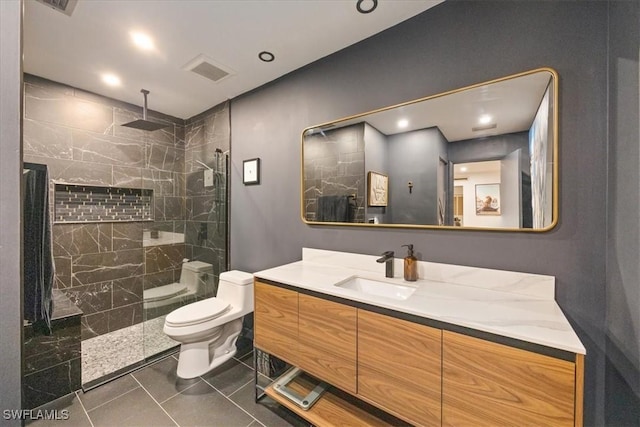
<box><xmin>54</xmin><ymin>184</ymin><xmax>153</xmax><ymax>223</ymax></box>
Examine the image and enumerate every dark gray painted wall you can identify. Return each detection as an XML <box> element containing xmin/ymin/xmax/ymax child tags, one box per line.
<box><xmin>230</xmin><ymin>2</ymin><xmax>609</xmax><ymax>424</ymax></box>
<box><xmin>363</xmin><ymin>123</ymin><xmax>389</xmax><ymax>223</ymax></box>
<box><xmin>0</xmin><ymin>0</ymin><xmax>22</xmax><ymax>423</ymax></box>
<box><xmin>388</xmin><ymin>128</ymin><xmax>447</xmax><ymax>225</ymax></box>
<box><xmin>606</xmin><ymin>0</ymin><xmax>640</xmax><ymax>423</ymax></box>
<box><xmin>448</xmin><ymin>132</ymin><xmax>529</xmax><ymax>165</ymax></box>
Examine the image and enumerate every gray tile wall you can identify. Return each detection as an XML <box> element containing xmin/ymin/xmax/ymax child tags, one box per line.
<box><xmin>23</xmin><ymin>74</ymin><xmax>189</xmax><ymax>340</ymax></box>
<box><xmin>303</xmin><ymin>124</ymin><xmax>365</xmax><ymax>222</ymax></box>
<box><xmin>23</xmin><ymin>74</ymin><xmax>231</xmax><ymax>340</ymax></box>
<box><xmin>23</xmin><ymin>291</ymin><xmax>83</xmax><ymax>409</ymax></box>
<box><xmin>183</xmin><ymin>101</ymin><xmax>230</xmax><ymax>282</ymax></box>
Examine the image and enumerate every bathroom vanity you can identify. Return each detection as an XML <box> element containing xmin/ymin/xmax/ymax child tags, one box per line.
<box><xmin>253</xmin><ymin>248</ymin><xmax>585</xmax><ymax>427</ymax></box>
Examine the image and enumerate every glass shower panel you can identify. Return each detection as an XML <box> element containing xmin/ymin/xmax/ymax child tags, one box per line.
<box><xmin>142</xmin><ymin>150</ymin><xmax>229</xmax><ymax>360</ymax></box>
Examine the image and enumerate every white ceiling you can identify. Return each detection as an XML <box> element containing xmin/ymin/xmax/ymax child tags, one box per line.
<box><xmin>311</xmin><ymin>69</ymin><xmax>552</xmax><ymax>142</ymax></box>
<box><xmin>23</xmin><ymin>0</ymin><xmax>443</xmax><ymax>120</ymax></box>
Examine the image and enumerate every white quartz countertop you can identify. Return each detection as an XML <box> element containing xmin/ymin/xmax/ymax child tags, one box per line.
<box><xmin>253</xmin><ymin>248</ymin><xmax>586</xmax><ymax>355</ymax></box>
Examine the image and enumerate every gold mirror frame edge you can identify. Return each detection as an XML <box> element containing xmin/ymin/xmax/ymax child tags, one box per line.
<box><xmin>299</xmin><ymin>67</ymin><xmax>559</xmax><ymax>233</ymax></box>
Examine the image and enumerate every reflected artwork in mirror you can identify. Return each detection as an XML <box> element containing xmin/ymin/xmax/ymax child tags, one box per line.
<box><xmin>301</xmin><ymin>68</ymin><xmax>558</xmax><ymax>231</ymax></box>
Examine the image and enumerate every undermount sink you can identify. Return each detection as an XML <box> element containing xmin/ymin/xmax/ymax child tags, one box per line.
<box><xmin>335</xmin><ymin>277</ymin><xmax>417</xmax><ymax>301</ymax></box>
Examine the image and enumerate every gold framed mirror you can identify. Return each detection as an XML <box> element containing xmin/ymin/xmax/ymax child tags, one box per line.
<box><xmin>301</xmin><ymin>67</ymin><xmax>558</xmax><ymax>231</ymax></box>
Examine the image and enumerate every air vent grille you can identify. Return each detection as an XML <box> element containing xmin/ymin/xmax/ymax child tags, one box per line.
<box><xmin>471</xmin><ymin>123</ymin><xmax>497</xmax><ymax>132</ymax></box>
<box><xmin>183</xmin><ymin>54</ymin><xmax>233</xmax><ymax>84</ymax></box>
<box><xmin>191</xmin><ymin>62</ymin><xmax>230</xmax><ymax>82</ymax></box>
<box><xmin>35</xmin><ymin>0</ymin><xmax>78</xmax><ymax>16</ymax></box>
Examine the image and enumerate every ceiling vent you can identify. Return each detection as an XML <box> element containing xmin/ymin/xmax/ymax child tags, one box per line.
<box><xmin>472</xmin><ymin>123</ymin><xmax>497</xmax><ymax>132</ymax></box>
<box><xmin>35</xmin><ymin>0</ymin><xmax>78</xmax><ymax>16</ymax></box>
<box><xmin>182</xmin><ymin>54</ymin><xmax>233</xmax><ymax>84</ymax></box>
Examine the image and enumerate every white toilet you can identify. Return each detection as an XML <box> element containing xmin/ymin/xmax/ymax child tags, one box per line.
<box><xmin>163</xmin><ymin>269</ymin><xmax>254</xmax><ymax>379</ymax></box>
<box><xmin>144</xmin><ymin>260</ymin><xmax>213</xmax><ymax>309</ymax></box>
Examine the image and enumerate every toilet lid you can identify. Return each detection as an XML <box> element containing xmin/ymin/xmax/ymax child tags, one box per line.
<box><xmin>144</xmin><ymin>283</ymin><xmax>188</xmax><ymax>302</ymax></box>
<box><xmin>165</xmin><ymin>297</ymin><xmax>230</xmax><ymax>327</ymax></box>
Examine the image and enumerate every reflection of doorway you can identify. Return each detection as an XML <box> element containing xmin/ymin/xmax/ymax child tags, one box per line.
<box><xmin>437</xmin><ymin>158</ymin><xmax>447</xmax><ymax>225</ymax></box>
<box><xmin>454</xmin><ymin>185</ymin><xmax>464</xmax><ymax>226</ymax></box>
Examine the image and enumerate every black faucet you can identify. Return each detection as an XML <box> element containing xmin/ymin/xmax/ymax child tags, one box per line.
<box><xmin>376</xmin><ymin>251</ymin><xmax>394</xmax><ymax>278</ymax></box>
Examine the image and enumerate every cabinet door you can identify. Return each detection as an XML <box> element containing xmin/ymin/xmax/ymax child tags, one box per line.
<box><xmin>254</xmin><ymin>281</ymin><xmax>299</xmax><ymax>366</ymax></box>
<box><xmin>298</xmin><ymin>294</ymin><xmax>357</xmax><ymax>394</ymax></box>
<box><xmin>443</xmin><ymin>330</ymin><xmax>577</xmax><ymax>427</ymax></box>
<box><xmin>358</xmin><ymin>309</ymin><xmax>442</xmax><ymax>427</ymax></box>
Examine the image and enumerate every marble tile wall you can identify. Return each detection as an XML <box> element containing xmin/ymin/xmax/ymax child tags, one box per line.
<box><xmin>22</xmin><ymin>74</ymin><xmax>188</xmax><ymax>340</ymax></box>
<box><xmin>183</xmin><ymin>101</ymin><xmax>230</xmax><ymax>283</ymax></box>
<box><xmin>23</xmin><ymin>290</ymin><xmax>83</xmax><ymax>409</ymax></box>
<box><xmin>23</xmin><ymin>74</ymin><xmax>231</xmax><ymax>341</ymax></box>
<box><xmin>303</xmin><ymin>123</ymin><xmax>366</xmax><ymax>222</ymax></box>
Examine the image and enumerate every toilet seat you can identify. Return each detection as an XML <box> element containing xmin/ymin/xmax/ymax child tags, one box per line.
<box><xmin>144</xmin><ymin>283</ymin><xmax>188</xmax><ymax>302</ymax></box>
<box><xmin>165</xmin><ymin>297</ymin><xmax>230</xmax><ymax>327</ymax></box>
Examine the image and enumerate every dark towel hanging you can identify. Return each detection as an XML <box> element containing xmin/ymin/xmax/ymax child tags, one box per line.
<box><xmin>23</xmin><ymin>163</ymin><xmax>54</xmax><ymax>331</ymax></box>
<box><xmin>317</xmin><ymin>195</ymin><xmax>351</xmax><ymax>222</ymax></box>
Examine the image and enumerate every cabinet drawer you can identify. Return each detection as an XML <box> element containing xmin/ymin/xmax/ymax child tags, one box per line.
<box><xmin>442</xmin><ymin>330</ymin><xmax>576</xmax><ymax>427</ymax></box>
<box><xmin>254</xmin><ymin>281</ymin><xmax>299</xmax><ymax>365</ymax></box>
<box><xmin>298</xmin><ymin>294</ymin><xmax>357</xmax><ymax>393</ymax></box>
<box><xmin>358</xmin><ymin>309</ymin><xmax>442</xmax><ymax>426</ymax></box>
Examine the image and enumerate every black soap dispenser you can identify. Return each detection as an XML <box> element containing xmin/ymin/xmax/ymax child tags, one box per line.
<box><xmin>402</xmin><ymin>244</ymin><xmax>418</xmax><ymax>282</ymax></box>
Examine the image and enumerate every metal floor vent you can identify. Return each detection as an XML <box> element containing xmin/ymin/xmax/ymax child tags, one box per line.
<box><xmin>35</xmin><ymin>0</ymin><xmax>78</xmax><ymax>16</ymax></box>
<box><xmin>183</xmin><ymin>54</ymin><xmax>233</xmax><ymax>83</ymax></box>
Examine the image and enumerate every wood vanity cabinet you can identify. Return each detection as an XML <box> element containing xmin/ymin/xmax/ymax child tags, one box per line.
<box><xmin>254</xmin><ymin>281</ymin><xmax>299</xmax><ymax>366</ymax></box>
<box><xmin>254</xmin><ymin>281</ymin><xmax>357</xmax><ymax>393</ymax></box>
<box><xmin>442</xmin><ymin>330</ymin><xmax>582</xmax><ymax>427</ymax></box>
<box><xmin>254</xmin><ymin>280</ymin><xmax>584</xmax><ymax>427</ymax></box>
<box><xmin>298</xmin><ymin>294</ymin><xmax>357</xmax><ymax>394</ymax></box>
<box><xmin>357</xmin><ymin>310</ymin><xmax>442</xmax><ymax>427</ymax></box>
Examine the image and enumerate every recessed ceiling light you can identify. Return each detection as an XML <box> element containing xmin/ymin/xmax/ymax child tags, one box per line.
<box><xmin>101</xmin><ymin>73</ymin><xmax>121</xmax><ymax>87</ymax></box>
<box><xmin>397</xmin><ymin>119</ymin><xmax>409</xmax><ymax>128</ymax></box>
<box><xmin>460</xmin><ymin>167</ymin><xmax>468</xmax><ymax>172</ymax></box>
<box><xmin>479</xmin><ymin>114</ymin><xmax>492</xmax><ymax>124</ymax></box>
<box><xmin>258</xmin><ymin>51</ymin><xmax>275</xmax><ymax>62</ymax></box>
<box><xmin>130</xmin><ymin>31</ymin><xmax>155</xmax><ymax>51</ymax></box>
<box><xmin>356</xmin><ymin>0</ymin><xmax>378</xmax><ymax>14</ymax></box>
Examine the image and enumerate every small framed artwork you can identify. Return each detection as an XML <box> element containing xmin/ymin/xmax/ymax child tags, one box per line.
<box><xmin>475</xmin><ymin>183</ymin><xmax>501</xmax><ymax>215</ymax></box>
<box><xmin>367</xmin><ymin>171</ymin><xmax>388</xmax><ymax>207</ymax></box>
<box><xmin>243</xmin><ymin>158</ymin><xmax>260</xmax><ymax>185</ymax></box>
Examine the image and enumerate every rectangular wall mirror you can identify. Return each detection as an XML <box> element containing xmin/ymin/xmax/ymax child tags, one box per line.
<box><xmin>301</xmin><ymin>68</ymin><xmax>558</xmax><ymax>231</ymax></box>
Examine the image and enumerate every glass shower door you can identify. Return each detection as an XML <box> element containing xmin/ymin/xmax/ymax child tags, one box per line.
<box><xmin>142</xmin><ymin>150</ymin><xmax>229</xmax><ymax>360</ymax></box>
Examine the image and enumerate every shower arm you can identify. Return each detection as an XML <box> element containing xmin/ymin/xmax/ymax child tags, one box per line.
<box><xmin>140</xmin><ymin>89</ymin><xmax>150</xmax><ymax>121</ymax></box>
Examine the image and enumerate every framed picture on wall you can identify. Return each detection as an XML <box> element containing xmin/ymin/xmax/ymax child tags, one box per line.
<box><xmin>367</xmin><ymin>171</ymin><xmax>388</xmax><ymax>207</ymax></box>
<box><xmin>243</xmin><ymin>158</ymin><xmax>260</xmax><ymax>185</ymax></box>
<box><xmin>475</xmin><ymin>183</ymin><xmax>501</xmax><ymax>215</ymax></box>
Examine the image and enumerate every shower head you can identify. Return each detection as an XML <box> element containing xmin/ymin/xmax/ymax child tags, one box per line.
<box><xmin>121</xmin><ymin>89</ymin><xmax>169</xmax><ymax>131</ymax></box>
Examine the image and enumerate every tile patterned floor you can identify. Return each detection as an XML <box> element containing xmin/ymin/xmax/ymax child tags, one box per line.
<box><xmin>29</xmin><ymin>351</ymin><xmax>309</xmax><ymax>427</ymax></box>
<box><xmin>82</xmin><ymin>316</ymin><xmax>178</xmax><ymax>384</ymax></box>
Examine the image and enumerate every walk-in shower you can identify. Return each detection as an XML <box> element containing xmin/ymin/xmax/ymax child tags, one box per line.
<box><xmin>81</xmin><ymin>150</ymin><xmax>230</xmax><ymax>387</ymax></box>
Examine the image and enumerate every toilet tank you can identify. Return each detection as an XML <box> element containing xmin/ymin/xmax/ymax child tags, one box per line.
<box><xmin>216</xmin><ymin>270</ymin><xmax>254</xmax><ymax>312</ymax></box>
<box><xmin>180</xmin><ymin>260</ymin><xmax>214</xmax><ymax>294</ymax></box>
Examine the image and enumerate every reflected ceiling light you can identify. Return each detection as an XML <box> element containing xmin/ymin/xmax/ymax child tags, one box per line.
<box><xmin>460</xmin><ymin>166</ymin><xmax>468</xmax><ymax>172</ymax></box>
<box><xmin>258</xmin><ymin>51</ymin><xmax>275</xmax><ymax>62</ymax></box>
<box><xmin>130</xmin><ymin>31</ymin><xmax>155</xmax><ymax>51</ymax></box>
<box><xmin>397</xmin><ymin>119</ymin><xmax>409</xmax><ymax>128</ymax></box>
<box><xmin>101</xmin><ymin>73</ymin><xmax>121</xmax><ymax>87</ymax></box>
<box><xmin>356</xmin><ymin>0</ymin><xmax>378</xmax><ymax>14</ymax></box>
<box><xmin>479</xmin><ymin>114</ymin><xmax>492</xmax><ymax>124</ymax></box>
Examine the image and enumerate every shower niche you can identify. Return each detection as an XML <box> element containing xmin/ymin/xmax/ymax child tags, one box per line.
<box><xmin>53</xmin><ymin>183</ymin><xmax>153</xmax><ymax>223</ymax></box>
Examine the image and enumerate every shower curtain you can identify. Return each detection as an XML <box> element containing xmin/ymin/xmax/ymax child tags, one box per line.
<box><xmin>23</xmin><ymin>162</ymin><xmax>54</xmax><ymax>331</ymax></box>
